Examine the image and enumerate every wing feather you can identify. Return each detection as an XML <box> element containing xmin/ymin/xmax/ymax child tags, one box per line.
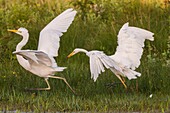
<box><xmin>13</xmin><ymin>50</ymin><xmax>52</xmax><ymax>66</ymax></box>
<box><xmin>110</xmin><ymin>22</ymin><xmax>154</xmax><ymax>70</ymax></box>
<box><xmin>38</xmin><ymin>8</ymin><xmax>77</xmax><ymax>57</ymax></box>
<box><xmin>90</xmin><ymin>55</ymin><xmax>95</xmax><ymax>79</ymax></box>
<box><xmin>88</xmin><ymin>51</ymin><xmax>122</xmax><ymax>81</ymax></box>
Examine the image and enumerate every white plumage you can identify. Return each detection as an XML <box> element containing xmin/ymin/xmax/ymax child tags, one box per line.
<box><xmin>68</xmin><ymin>22</ymin><xmax>154</xmax><ymax>88</ymax></box>
<box><xmin>110</xmin><ymin>23</ymin><xmax>154</xmax><ymax>70</ymax></box>
<box><xmin>8</xmin><ymin>8</ymin><xmax>77</xmax><ymax>93</ymax></box>
<box><xmin>38</xmin><ymin>8</ymin><xmax>77</xmax><ymax>57</ymax></box>
<box><xmin>87</xmin><ymin>51</ymin><xmax>123</xmax><ymax>82</ymax></box>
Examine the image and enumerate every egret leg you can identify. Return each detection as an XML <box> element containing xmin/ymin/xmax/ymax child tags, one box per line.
<box><xmin>48</xmin><ymin>75</ymin><xmax>76</xmax><ymax>94</ymax></box>
<box><xmin>115</xmin><ymin>74</ymin><xmax>127</xmax><ymax>89</ymax></box>
<box><xmin>105</xmin><ymin>82</ymin><xmax>122</xmax><ymax>89</ymax></box>
<box><xmin>122</xmin><ymin>77</ymin><xmax>126</xmax><ymax>83</ymax></box>
<box><xmin>25</xmin><ymin>78</ymin><xmax>51</xmax><ymax>91</ymax></box>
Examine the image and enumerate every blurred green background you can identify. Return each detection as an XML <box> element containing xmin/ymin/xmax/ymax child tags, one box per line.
<box><xmin>0</xmin><ymin>0</ymin><xmax>169</xmax><ymax>112</ymax></box>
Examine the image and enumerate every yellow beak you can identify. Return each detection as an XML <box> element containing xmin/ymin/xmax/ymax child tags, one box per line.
<box><xmin>8</xmin><ymin>29</ymin><xmax>18</xmax><ymax>33</ymax></box>
<box><xmin>67</xmin><ymin>52</ymin><xmax>75</xmax><ymax>58</ymax></box>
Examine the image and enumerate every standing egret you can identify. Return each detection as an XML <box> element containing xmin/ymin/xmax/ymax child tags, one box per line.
<box><xmin>8</xmin><ymin>8</ymin><xmax>77</xmax><ymax>93</ymax></box>
<box><xmin>68</xmin><ymin>22</ymin><xmax>154</xmax><ymax>88</ymax></box>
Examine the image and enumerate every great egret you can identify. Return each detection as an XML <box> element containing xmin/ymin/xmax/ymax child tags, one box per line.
<box><xmin>68</xmin><ymin>22</ymin><xmax>154</xmax><ymax>88</ymax></box>
<box><xmin>8</xmin><ymin>8</ymin><xmax>77</xmax><ymax>93</ymax></box>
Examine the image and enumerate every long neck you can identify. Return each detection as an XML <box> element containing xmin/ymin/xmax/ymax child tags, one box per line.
<box><xmin>78</xmin><ymin>48</ymin><xmax>88</xmax><ymax>54</ymax></box>
<box><xmin>16</xmin><ymin>33</ymin><xmax>29</xmax><ymax>51</ymax></box>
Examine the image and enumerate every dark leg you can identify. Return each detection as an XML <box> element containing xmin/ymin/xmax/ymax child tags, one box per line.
<box><xmin>25</xmin><ymin>78</ymin><xmax>51</xmax><ymax>91</ymax></box>
<box><xmin>105</xmin><ymin>74</ymin><xmax>127</xmax><ymax>89</ymax></box>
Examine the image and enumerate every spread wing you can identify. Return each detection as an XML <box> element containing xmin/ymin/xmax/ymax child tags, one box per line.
<box><xmin>110</xmin><ymin>22</ymin><xmax>154</xmax><ymax>70</ymax></box>
<box><xmin>88</xmin><ymin>51</ymin><xmax>123</xmax><ymax>81</ymax></box>
<box><xmin>13</xmin><ymin>50</ymin><xmax>52</xmax><ymax>66</ymax></box>
<box><xmin>38</xmin><ymin>8</ymin><xmax>77</xmax><ymax>57</ymax></box>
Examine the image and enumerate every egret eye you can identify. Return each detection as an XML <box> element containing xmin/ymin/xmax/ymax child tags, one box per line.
<box><xmin>18</xmin><ymin>31</ymin><xmax>22</xmax><ymax>33</ymax></box>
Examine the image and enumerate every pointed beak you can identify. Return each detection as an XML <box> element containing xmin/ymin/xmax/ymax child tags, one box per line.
<box><xmin>67</xmin><ymin>51</ymin><xmax>75</xmax><ymax>58</ymax></box>
<box><xmin>8</xmin><ymin>29</ymin><xmax>18</xmax><ymax>33</ymax></box>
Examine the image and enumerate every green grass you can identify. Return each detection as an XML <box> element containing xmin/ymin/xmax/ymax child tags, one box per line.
<box><xmin>0</xmin><ymin>0</ymin><xmax>170</xmax><ymax>112</ymax></box>
<box><xmin>0</xmin><ymin>91</ymin><xmax>169</xmax><ymax>112</ymax></box>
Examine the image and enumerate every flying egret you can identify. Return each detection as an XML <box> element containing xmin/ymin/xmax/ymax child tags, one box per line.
<box><xmin>68</xmin><ymin>22</ymin><xmax>154</xmax><ymax>88</ymax></box>
<box><xmin>8</xmin><ymin>8</ymin><xmax>77</xmax><ymax>93</ymax></box>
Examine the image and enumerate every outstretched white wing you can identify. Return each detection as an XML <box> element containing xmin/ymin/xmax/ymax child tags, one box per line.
<box><xmin>110</xmin><ymin>22</ymin><xmax>154</xmax><ymax>70</ymax></box>
<box><xmin>38</xmin><ymin>8</ymin><xmax>77</xmax><ymax>57</ymax></box>
<box><xmin>13</xmin><ymin>50</ymin><xmax>67</xmax><ymax>73</ymax></box>
<box><xmin>13</xmin><ymin>50</ymin><xmax>52</xmax><ymax>66</ymax></box>
<box><xmin>88</xmin><ymin>51</ymin><xmax>123</xmax><ymax>81</ymax></box>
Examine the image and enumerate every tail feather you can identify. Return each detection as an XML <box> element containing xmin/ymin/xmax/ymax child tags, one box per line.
<box><xmin>123</xmin><ymin>68</ymin><xmax>141</xmax><ymax>80</ymax></box>
<box><xmin>54</xmin><ymin>67</ymin><xmax>67</xmax><ymax>72</ymax></box>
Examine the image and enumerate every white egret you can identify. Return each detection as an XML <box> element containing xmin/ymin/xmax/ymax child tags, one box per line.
<box><xmin>68</xmin><ymin>22</ymin><xmax>154</xmax><ymax>88</ymax></box>
<box><xmin>8</xmin><ymin>8</ymin><xmax>77</xmax><ymax>93</ymax></box>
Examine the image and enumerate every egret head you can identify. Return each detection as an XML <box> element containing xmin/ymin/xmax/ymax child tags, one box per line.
<box><xmin>67</xmin><ymin>48</ymin><xmax>88</xmax><ymax>58</ymax></box>
<box><xmin>8</xmin><ymin>27</ymin><xmax>28</xmax><ymax>36</ymax></box>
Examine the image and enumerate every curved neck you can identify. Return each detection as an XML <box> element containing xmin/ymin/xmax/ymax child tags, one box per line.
<box><xmin>16</xmin><ymin>33</ymin><xmax>29</xmax><ymax>51</ymax></box>
<box><xmin>77</xmin><ymin>48</ymin><xmax>88</xmax><ymax>54</ymax></box>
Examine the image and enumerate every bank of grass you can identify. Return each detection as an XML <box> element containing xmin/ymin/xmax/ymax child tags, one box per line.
<box><xmin>0</xmin><ymin>0</ymin><xmax>170</xmax><ymax>112</ymax></box>
<box><xmin>0</xmin><ymin>90</ymin><xmax>170</xmax><ymax>112</ymax></box>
